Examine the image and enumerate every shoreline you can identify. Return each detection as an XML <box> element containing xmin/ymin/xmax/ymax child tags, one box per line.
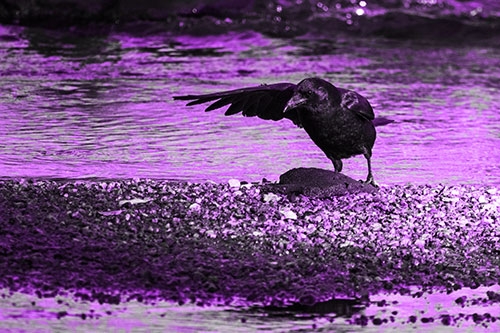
<box><xmin>1</xmin><ymin>178</ymin><xmax>499</xmax><ymax>327</ymax></box>
<box><xmin>1</xmin><ymin>2</ymin><xmax>499</xmax><ymax>43</ymax></box>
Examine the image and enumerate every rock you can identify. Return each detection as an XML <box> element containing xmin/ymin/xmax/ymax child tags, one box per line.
<box><xmin>280</xmin><ymin>168</ymin><xmax>362</xmax><ymax>188</ymax></box>
<box><xmin>228</xmin><ymin>178</ymin><xmax>241</xmax><ymax>188</ymax></box>
<box><xmin>262</xmin><ymin>167</ymin><xmax>377</xmax><ymax>197</ymax></box>
<box><xmin>280</xmin><ymin>207</ymin><xmax>297</xmax><ymax>220</ymax></box>
<box><xmin>189</xmin><ymin>203</ymin><xmax>201</xmax><ymax>211</ymax></box>
<box><xmin>487</xmin><ymin>188</ymin><xmax>497</xmax><ymax>195</ymax></box>
<box><xmin>415</xmin><ymin>239</ymin><xmax>426</xmax><ymax>248</ymax></box>
<box><xmin>263</xmin><ymin>193</ymin><xmax>280</xmax><ymax>202</ymax></box>
<box><xmin>119</xmin><ymin>198</ymin><xmax>152</xmax><ymax>206</ymax></box>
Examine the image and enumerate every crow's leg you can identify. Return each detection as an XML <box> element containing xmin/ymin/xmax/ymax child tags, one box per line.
<box><xmin>363</xmin><ymin>151</ymin><xmax>377</xmax><ymax>186</ymax></box>
<box><xmin>330</xmin><ymin>158</ymin><xmax>343</xmax><ymax>173</ymax></box>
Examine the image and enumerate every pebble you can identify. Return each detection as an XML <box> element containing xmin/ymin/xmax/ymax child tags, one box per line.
<box><xmin>228</xmin><ymin>179</ymin><xmax>241</xmax><ymax>188</ymax></box>
<box><xmin>263</xmin><ymin>193</ymin><xmax>280</xmax><ymax>202</ymax></box>
<box><xmin>119</xmin><ymin>198</ymin><xmax>152</xmax><ymax>206</ymax></box>
<box><xmin>415</xmin><ymin>239</ymin><xmax>426</xmax><ymax>248</ymax></box>
<box><xmin>280</xmin><ymin>207</ymin><xmax>297</xmax><ymax>220</ymax></box>
<box><xmin>189</xmin><ymin>203</ymin><xmax>201</xmax><ymax>211</ymax></box>
<box><xmin>478</xmin><ymin>195</ymin><xmax>488</xmax><ymax>204</ymax></box>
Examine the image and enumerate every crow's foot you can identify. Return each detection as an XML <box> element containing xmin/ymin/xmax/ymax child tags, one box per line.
<box><xmin>360</xmin><ymin>176</ymin><xmax>378</xmax><ymax>188</ymax></box>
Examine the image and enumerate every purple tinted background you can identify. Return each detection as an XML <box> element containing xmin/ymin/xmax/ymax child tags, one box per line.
<box><xmin>0</xmin><ymin>24</ymin><xmax>499</xmax><ymax>185</ymax></box>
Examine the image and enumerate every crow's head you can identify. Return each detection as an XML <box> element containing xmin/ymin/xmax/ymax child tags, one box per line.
<box><xmin>284</xmin><ymin>78</ymin><xmax>341</xmax><ymax>113</ymax></box>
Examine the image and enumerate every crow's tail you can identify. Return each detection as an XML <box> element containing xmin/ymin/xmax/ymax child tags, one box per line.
<box><xmin>372</xmin><ymin>117</ymin><xmax>394</xmax><ymax>127</ymax></box>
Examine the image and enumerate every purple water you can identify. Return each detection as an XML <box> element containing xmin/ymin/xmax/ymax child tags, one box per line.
<box><xmin>1</xmin><ymin>24</ymin><xmax>499</xmax><ymax>184</ymax></box>
<box><xmin>1</xmin><ymin>286</ymin><xmax>500</xmax><ymax>332</ymax></box>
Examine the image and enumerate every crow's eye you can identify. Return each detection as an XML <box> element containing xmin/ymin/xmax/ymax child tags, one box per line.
<box><xmin>303</xmin><ymin>90</ymin><xmax>313</xmax><ymax>98</ymax></box>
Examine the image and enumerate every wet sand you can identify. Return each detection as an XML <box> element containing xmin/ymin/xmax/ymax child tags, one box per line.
<box><xmin>0</xmin><ymin>178</ymin><xmax>499</xmax><ymax>329</ymax></box>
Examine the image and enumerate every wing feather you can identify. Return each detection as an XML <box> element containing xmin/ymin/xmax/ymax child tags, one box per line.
<box><xmin>253</xmin><ymin>94</ymin><xmax>273</xmax><ymax>119</ymax></box>
<box><xmin>262</xmin><ymin>89</ymin><xmax>295</xmax><ymax>120</ymax></box>
<box><xmin>186</xmin><ymin>96</ymin><xmax>219</xmax><ymax>106</ymax></box>
<box><xmin>205</xmin><ymin>96</ymin><xmax>235</xmax><ymax>111</ymax></box>
<box><xmin>225</xmin><ymin>96</ymin><xmax>248</xmax><ymax>116</ymax></box>
<box><xmin>338</xmin><ymin>88</ymin><xmax>375</xmax><ymax>121</ymax></box>
<box><xmin>174</xmin><ymin>83</ymin><xmax>298</xmax><ymax>123</ymax></box>
<box><xmin>242</xmin><ymin>93</ymin><xmax>262</xmax><ymax>117</ymax></box>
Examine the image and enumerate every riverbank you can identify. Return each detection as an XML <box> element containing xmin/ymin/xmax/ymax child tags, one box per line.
<box><xmin>0</xmin><ymin>178</ymin><xmax>499</xmax><ymax>328</ymax></box>
<box><xmin>1</xmin><ymin>0</ymin><xmax>499</xmax><ymax>42</ymax></box>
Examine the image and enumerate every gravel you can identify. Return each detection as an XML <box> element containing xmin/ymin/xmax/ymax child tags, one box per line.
<box><xmin>0</xmin><ymin>178</ymin><xmax>499</xmax><ymax>325</ymax></box>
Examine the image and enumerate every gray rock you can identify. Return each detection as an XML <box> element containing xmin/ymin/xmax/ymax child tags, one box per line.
<box><xmin>263</xmin><ymin>167</ymin><xmax>377</xmax><ymax>197</ymax></box>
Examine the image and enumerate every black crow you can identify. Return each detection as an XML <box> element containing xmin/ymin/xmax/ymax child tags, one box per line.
<box><xmin>174</xmin><ymin>77</ymin><xmax>392</xmax><ymax>185</ymax></box>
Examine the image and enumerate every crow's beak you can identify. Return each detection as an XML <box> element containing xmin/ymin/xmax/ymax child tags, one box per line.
<box><xmin>284</xmin><ymin>94</ymin><xmax>307</xmax><ymax>113</ymax></box>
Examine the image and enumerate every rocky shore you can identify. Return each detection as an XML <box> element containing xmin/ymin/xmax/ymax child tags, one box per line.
<box><xmin>0</xmin><ymin>176</ymin><xmax>499</xmax><ymax>327</ymax></box>
<box><xmin>1</xmin><ymin>0</ymin><xmax>499</xmax><ymax>41</ymax></box>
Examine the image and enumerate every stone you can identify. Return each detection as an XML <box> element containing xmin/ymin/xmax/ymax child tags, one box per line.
<box><xmin>262</xmin><ymin>167</ymin><xmax>378</xmax><ymax>197</ymax></box>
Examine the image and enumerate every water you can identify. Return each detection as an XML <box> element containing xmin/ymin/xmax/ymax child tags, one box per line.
<box><xmin>2</xmin><ymin>286</ymin><xmax>500</xmax><ymax>332</ymax></box>
<box><xmin>1</xmin><ymin>24</ymin><xmax>499</xmax><ymax>185</ymax></box>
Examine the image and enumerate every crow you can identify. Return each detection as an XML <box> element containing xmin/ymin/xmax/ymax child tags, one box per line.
<box><xmin>174</xmin><ymin>77</ymin><xmax>393</xmax><ymax>185</ymax></box>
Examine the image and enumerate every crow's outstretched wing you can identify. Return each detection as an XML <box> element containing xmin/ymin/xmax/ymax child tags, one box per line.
<box><xmin>174</xmin><ymin>83</ymin><xmax>298</xmax><ymax>122</ymax></box>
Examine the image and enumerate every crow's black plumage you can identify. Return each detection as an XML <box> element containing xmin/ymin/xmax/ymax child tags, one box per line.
<box><xmin>174</xmin><ymin>77</ymin><xmax>392</xmax><ymax>185</ymax></box>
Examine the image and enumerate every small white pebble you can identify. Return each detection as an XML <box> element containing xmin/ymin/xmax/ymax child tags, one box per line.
<box><xmin>263</xmin><ymin>193</ymin><xmax>280</xmax><ymax>202</ymax></box>
<box><xmin>415</xmin><ymin>239</ymin><xmax>425</xmax><ymax>248</ymax></box>
<box><xmin>119</xmin><ymin>198</ymin><xmax>152</xmax><ymax>206</ymax></box>
<box><xmin>400</xmin><ymin>237</ymin><xmax>411</xmax><ymax>246</ymax></box>
<box><xmin>340</xmin><ymin>240</ymin><xmax>354</xmax><ymax>248</ymax></box>
<box><xmin>478</xmin><ymin>195</ymin><xmax>488</xmax><ymax>204</ymax></box>
<box><xmin>483</xmin><ymin>203</ymin><xmax>498</xmax><ymax>212</ymax></box>
<box><xmin>280</xmin><ymin>208</ymin><xmax>297</xmax><ymax>220</ymax></box>
<box><xmin>372</xmin><ymin>222</ymin><xmax>382</xmax><ymax>231</ymax></box>
<box><xmin>331</xmin><ymin>211</ymin><xmax>341</xmax><ymax>220</ymax></box>
<box><xmin>189</xmin><ymin>203</ymin><xmax>201</xmax><ymax>211</ymax></box>
<box><xmin>206</xmin><ymin>230</ymin><xmax>216</xmax><ymax>238</ymax></box>
<box><xmin>486</xmin><ymin>188</ymin><xmax>497</xmax><ymax>195</ymax></box>
<box><xmin>241</xmin><ymin>183</ymin><xmax>253</xmax><ymax>189</ymax></box>
<box><xmin>228</xmin><ymin>179</ymin><xmax>241</xmax><ymax>188</ymax></box>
